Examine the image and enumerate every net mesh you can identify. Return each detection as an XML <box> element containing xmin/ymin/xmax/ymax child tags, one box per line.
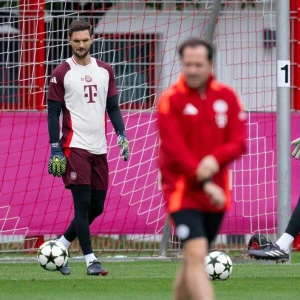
<box><xmin>0</xmin><ymin>0</ymin><xmax>279</xmax><ymax>258</ymax></box>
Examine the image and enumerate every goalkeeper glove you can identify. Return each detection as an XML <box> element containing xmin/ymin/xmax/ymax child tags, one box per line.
<box><xmin>117</xmin><ymin>134</ymin><xmax>129</xmax><ymax>161</ymax></box>
<box><xmin>291</xmin><ymin>137</ymin><xmax>300</xmax><ymax>159</ymax></box>
<box><xmin>48</xmin><ymin>143</ymin><xmax>67</xmax><ymax>177</ymax></box>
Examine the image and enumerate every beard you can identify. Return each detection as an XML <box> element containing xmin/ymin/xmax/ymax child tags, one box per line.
<box><xmin>185</xmin><ymin>77</ymin><xmax>204</xmax><ymax>89</ymax></box>
<box><xmin>185</xmin><ymin>74</ymin><xmax>210</xmax><ymax>90</ymax></box>
<box><xmin>73</xmin><ymin>47</ymin><xmax>90</xmax><ymax>59</ymax></box>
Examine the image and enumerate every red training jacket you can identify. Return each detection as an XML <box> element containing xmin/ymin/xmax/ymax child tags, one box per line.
<box><xmin>157</xmin><ymin>75</ymin><xmax>246</xmax><ymax>213</ymax></box>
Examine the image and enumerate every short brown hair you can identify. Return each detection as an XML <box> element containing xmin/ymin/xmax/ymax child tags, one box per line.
<box><xmin>68</xmin><ymin>19</ymin><xmax>92</xmax><ymax>37</ymax></box>
<box><xmin>178</xmin><ymin>38</ymin><xmax>215</xmax><ymax>61</ymax></box>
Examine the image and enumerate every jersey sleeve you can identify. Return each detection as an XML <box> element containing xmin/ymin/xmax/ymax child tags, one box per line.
<box><xmin>211</xmin><ymin>89</ymin><xmax>246</xmax><ymax>166</ymax></box>
<box><xmin>157</xmin><ymin>90</ymin><xmax>200</xmax><ymax>179</ymax></box>
<box><xmin>47</xmin><ymin>68</ymin><xmax>65</xmax><ymax>103</ymax></box>
<box><xmin>107</xmin><ymin>65</ymin><xmax>118</xmax><ymax>98</ymax></box>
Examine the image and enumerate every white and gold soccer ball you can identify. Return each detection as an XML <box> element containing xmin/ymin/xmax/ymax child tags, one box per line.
<box><xmin>205</xmin><ymin>251</ymin><xmax>233</xmax><ymax>281</ymax></box>
<box><xmin>37</xmin><ymin>240</ymin><xmax>68</xmax><ymax>271</ymax></box>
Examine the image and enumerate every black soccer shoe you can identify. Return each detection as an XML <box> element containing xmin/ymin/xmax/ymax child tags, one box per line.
<box><xmin>86</xmin><ymin>260</ymin><xmax>108</xmax><ymax>276</ymax></box>
<box><xmin>59</xmin><ymin>262</ymin><xmax>71</xmax><ymax>275</ymax></box>
<box><xmin>248</xmin><ymin>243</ymin><xmax>289</xmax><ymax>262</ymax></box>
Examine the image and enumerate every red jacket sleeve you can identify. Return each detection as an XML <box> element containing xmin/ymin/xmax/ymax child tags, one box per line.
<box><xmin>211</xmin><ymin>89</ymin><xmax>246</xmax><ymax>166</ymax></box>
<box><xmin>157</xmin><ymin>90</ymin><xmax>199</xmax><ymax>179</ymax></box>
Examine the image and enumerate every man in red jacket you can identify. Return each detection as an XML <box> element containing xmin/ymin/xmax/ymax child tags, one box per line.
<box><xmin>157</xmin><ymin>38</ymin><xmax>246</xmax><ymax>300</ymax></box>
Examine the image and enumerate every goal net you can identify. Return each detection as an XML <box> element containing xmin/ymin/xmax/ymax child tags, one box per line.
<box><xmin>0</xmin><ymin>0</ymin><xmax>281</xmax><ymax>258</ymax></box>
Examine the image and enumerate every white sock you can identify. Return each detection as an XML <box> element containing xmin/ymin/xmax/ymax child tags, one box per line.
<box><xmin>57</xmin><ymin>235</ymin><xmax>71</xmax><ymax>250</ymax></box>
<box><xmin>276</xmin><ymin>233</ymin><xmax>294</xmax><ymax>252</ymax></box>
<box><xmin>85</xmin><ymin>253</ymin><xmax>97</xmax><ymax>267</ymax></box>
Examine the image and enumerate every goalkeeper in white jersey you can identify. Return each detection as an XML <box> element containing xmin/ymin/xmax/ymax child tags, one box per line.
<box><xmin>47</xmin><ymin>19</ymin><xmax>129</xmax><ymax>275</ymax></box>
<box><xmin>248</xmin><ymin>138</ymin><xmax>300</xmax><ymax>262</ymax></box>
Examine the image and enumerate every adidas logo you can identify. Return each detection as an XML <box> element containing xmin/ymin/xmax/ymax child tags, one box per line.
<box><xmin>50</xmin><ymin>76</ymin><xmax>57</xmax><ymax>84</ymax></box>
<box><xmin>183</xmin><ymin>103</ymin><xmax>198</xmax><ymax>115</ymax></box>
<box><xmin>266</xmin><ymin>250</ymin><xmax>285</xmax><ymax>257</ymax></box>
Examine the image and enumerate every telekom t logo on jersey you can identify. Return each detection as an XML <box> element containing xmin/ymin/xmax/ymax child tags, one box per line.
<box><xmin>84</xmin><ymin>85</ymin><xmax>97</xmax><ymax>103</ymax></box>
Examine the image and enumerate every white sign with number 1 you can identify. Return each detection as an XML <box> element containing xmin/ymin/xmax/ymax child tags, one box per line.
<box><xmin>277</xmin><ymin>60</ymin><xmax>290</xmax><ymax>87</ymax></box>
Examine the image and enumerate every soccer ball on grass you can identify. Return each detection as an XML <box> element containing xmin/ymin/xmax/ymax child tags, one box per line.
<box><xmin>37</xmin><ymin>240</ymin><xmax>68</xmax><ymax>271</ymax></box>
<box><xmin>205</xmin><ymin>251</ymin><xmax>233</xmax><ymax>280</ymax></box>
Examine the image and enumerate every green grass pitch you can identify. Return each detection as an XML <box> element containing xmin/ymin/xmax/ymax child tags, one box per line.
<box><xmin>1</xmin><ymin>254</ymin><xmax>300</xmax><ymax>300</ymax></box>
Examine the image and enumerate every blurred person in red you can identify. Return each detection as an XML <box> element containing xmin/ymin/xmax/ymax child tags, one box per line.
<box><xmin>157</xmin><ymin>38</ymin><xmax>246</xmax><ymax>300</ymax></box>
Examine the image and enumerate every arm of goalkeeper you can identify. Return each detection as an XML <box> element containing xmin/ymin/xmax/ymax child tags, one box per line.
<box><xmin>48</xmin><ymin>100</ymin><xmax>67</xmax><ymax>176</ymax></box>
<box><xmin>106</xmin><ymin>95</ymin><xmax>129</xmax><ymax>161</ymax></box>
<box><xmin>291</xmin><ymin>137</ymin><xmax>300</xmax><ymax>159</ymax></box>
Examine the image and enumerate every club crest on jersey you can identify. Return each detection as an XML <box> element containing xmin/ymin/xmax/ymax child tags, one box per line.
<box><xmin>213</xmin><ymin>100</ymin><xmax>228</xmax><ymax>113</ymax></box>
<box><xmin>213</xmin><ymin>99</ymin><xmax>228</xmax><ymax>128</ymax></box>
<box><xmin>70</xmin><ymin>172</ymin><xmax>77</xmax><ymax>180</ymax></box>
<box><xmin>85</xmin><ymin>75</ymin><xmax>92</xmax><ymax>82</ymax></box>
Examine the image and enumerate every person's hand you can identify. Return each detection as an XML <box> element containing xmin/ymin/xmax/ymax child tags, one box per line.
<box><xmin>117</xmin><ymin>135</ymin><xmax>129</xmax><ymax>161</ymax></box>
<box><xmin>291</xmin><ymin>137</ymin><xmax>300</xmax><ymax>159</ymax></box>
<box><xmin>203</xmin><ymin>181</ymin><xmax>225</xmax><ymax>209</ymax></box>
<box><xmin>196</xmin><ymin>155</ymin><xmax>219</xmax><ymax>182</ymax></box>
<box><xmin>48</xmin><ymin>143</ymin><xmax>66</xmax><ymax>177</ymax></box>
